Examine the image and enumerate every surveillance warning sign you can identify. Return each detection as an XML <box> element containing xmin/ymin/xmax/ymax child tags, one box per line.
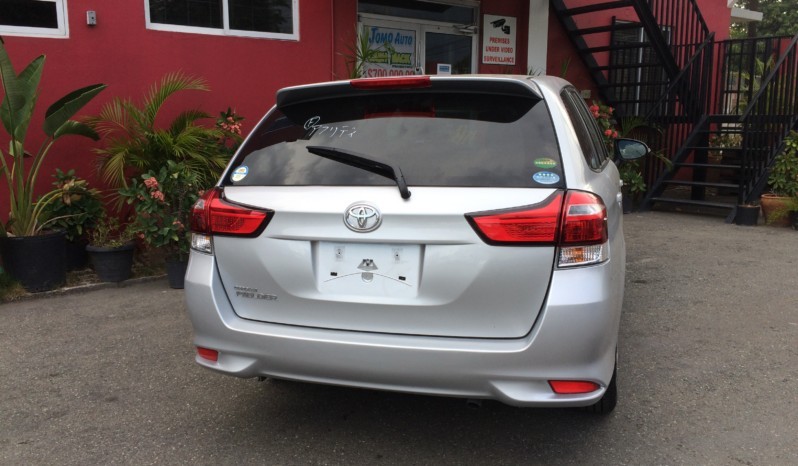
<box><xmin>482</xmin><ymin>15</ymin><xmax>517</xmax><ymax>65</ymax></box>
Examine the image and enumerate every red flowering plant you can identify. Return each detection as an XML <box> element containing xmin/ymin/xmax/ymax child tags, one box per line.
<box><xmin>216</xmin><ymin>108</ymin><xmax>245</xmax><ymax>157</ymax></box>
<box><xmin>118</xmin><ymin>160</ymin><xmax>200</xmax><ymax>261</ymax></box>
<box><xmin>589</xmin><ymin>101</ymin><xmax>619</xmax><ymax>150</ymax></box>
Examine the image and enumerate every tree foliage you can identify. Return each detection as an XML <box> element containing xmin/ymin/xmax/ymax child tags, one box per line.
<box><xmin>732</xmin><ymin>0</ymin><xmax>798</xmax><ymax>38</ymax></box>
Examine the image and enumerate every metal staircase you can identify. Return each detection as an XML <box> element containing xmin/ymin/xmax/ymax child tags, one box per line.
<box><xmin>550</xmin><ymin>0</ymin><xmax>707</xmax><ymax>119</ymax></box>
<box><xmin>550</xmin><ymin>1</ymin><xmax>798</xmax><ymax>221</ymax></box>
<box><xmin>641</xmin><ymin>34</ymin><xmax>798</xmax><ymax>220</ymax></box>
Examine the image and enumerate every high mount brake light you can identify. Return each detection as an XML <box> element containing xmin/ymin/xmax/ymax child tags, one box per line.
<box><xmin>190</xmin><ymin>188</ymin><xmax>271</xmax><ymax>237</ymax></box>
<box><xmin>350</xmin><ymin>76</ymin><xmax>432</xmax><ymax>90</ymax></box>
<box><xmin>465</xmin><ymin>190</ymin><xmax>609</xmax><ymax>267</ymax></box>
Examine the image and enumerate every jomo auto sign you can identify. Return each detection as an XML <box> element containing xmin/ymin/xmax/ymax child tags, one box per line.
<box><xmin>362</xmin><ymin>26</ymin><xmax>416</xmax><ymax>77</ymax></box>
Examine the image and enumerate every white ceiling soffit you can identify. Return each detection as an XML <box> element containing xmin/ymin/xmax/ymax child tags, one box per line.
<box><xmin>731</xmin><ymin>7</ymin><xmax>763</xmax><ymax>24</ymax></box>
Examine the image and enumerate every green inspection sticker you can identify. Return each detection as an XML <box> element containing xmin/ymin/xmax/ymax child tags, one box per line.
<box><xmin>534</xmin><ymin>158</ymin><xmax>557</xmax><ymax>169</ymax></box>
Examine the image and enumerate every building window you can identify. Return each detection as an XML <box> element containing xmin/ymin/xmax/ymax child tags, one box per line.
<box><xmin>146</xmin><ymin>0</ymin><xmax>298</xmax><ymax>40</ymax></box>
<box><xmin>0</xmin><ymin>0</ymin><xmax>68</xmax><ymax>38</ymax></box>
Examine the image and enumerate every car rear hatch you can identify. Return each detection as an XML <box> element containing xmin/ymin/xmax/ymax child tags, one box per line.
<box><xmin>204</xmin><ymin>76</ymin><xmax>567</xmax><ymax>339</ymax></box>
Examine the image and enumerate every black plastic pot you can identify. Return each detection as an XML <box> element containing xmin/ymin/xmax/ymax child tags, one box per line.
<box><xmin>790</xmin><ymin>211</ymin><xmax>798</xmax><ymax>231</ymax></box>
<box><xmin>0</xmin><ymin>230</ymin><xmax>66</xmax><ymax>292</ymax></box>
<box><xmin>734</xmin><ymin>204</ymin><xmax>760</xmax><ymax>226</ymax></box>
<box><xmin>622</xmin><ymin>194</ymin><xmax>633</xmax><ymax>214</ymax></box>
<box><xmin>65</xmin><ymin>238</ymin><xmax>89</xmax><ymax>271</ymax></box>
<box><xmin>86</xmin><ymin>242</ymin><xmax>135</xmax><ymax>282</ymax></box>
<box><xmin>165</xmin><ymin>259</ymin><xmax>188</xmax><ymax>289</ymax></box>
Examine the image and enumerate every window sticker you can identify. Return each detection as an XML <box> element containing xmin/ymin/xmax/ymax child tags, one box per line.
<box><xmin>532</xmin><ymin>171</ymin><xmax>560</xmax><ymax>185</ymax></box>
<box><xmin>534</xmin><ymin>158</ymin><xmax>557</xmax><ymax>169</ymax></box>
<box><xmin>231</xmin><ymin>166</ymin><xmax>249</xmax><ymax>182</ymax></box>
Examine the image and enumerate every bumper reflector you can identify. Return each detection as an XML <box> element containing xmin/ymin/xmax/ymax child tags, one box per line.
<box><xmin>197</xmin><ymin>347</ymin><xmax>219</xmax><ymax>362</ymax></box>
<box><xmin>548</xmin><ymin>380</ymin><xmax>600</xmax><ymax>394</ymax></box>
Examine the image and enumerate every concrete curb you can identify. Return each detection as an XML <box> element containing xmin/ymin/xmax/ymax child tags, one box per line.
<box><xmin>2</xmin><ymin>274</ymin><xmax>171</xmax><ymax>304</ymax></box>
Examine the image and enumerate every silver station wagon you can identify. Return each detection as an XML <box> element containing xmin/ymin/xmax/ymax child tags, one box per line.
<box><xmin>186</xmin><ymin>75</ymin><xmax>648</xmax><ymax>413</ymax></box>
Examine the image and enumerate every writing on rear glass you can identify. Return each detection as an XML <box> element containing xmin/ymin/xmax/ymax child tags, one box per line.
<box><xmin>304</xmin><ymin>116</ymin><xmax>357</xmax><ymax>139</ymax></box>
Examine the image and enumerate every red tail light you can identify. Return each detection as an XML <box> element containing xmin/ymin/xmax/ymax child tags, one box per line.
<box><xmin>190</xmin><ymin>188</ymin><xmax>271</xmax><ymax>237</ymax></box>
<box><xmin>548</xmin><ymin>380</ymin><xmax>601</xmax><ymax>394</ymax></box>
<box><xmin>350</xmin><ymin>76</ymin><xmax>431</xmax><ymax>90</ymax></box>
<box><xmin>466</xmin><ymin>190</ymin><xmax>607</xmax><ymax>249</ymax></box>
<box><xmin>560</xmin><ymin>191</ymin><xmax>607</xmax><ymax>245</ymax></box>
<box><xmin>466</xmin><ymin>192</ymin><xmax>564</xmax><ymax>245</ymax></box>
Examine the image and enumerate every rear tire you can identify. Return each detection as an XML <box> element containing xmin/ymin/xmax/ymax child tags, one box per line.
<box><xmin>584</xmin><ymin>366</ymin><xmax>617</xmax><ymax>415</ymax></box>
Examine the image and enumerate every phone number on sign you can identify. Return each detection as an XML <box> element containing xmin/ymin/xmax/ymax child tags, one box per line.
<box><xmin>365</xmin><ymin>68</ymin><xmax>417</xmax><ymax>78</ymax></box>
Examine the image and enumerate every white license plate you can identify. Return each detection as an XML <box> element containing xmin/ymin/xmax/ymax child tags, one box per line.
<box><xmin>316</xmin><ymin>242</ymin><xmax>421</xmax><ymax>298</ymax></box>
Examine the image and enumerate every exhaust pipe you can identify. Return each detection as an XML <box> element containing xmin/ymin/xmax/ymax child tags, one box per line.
<box><xmin>466</xmin><ymin>399</ymin><xmax>483</xmax><ymax>409</ymax></box>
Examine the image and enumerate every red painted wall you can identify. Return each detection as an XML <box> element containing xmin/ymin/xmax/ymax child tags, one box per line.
<box><xmin>0</xmin><ymin>0</ymin><xmax>734</xmax><ymax>224</ymax></box>
<box><xmin>1</xmin><ymin>0</ymin><xmax>348</xmax><ymax>222</ymax></box>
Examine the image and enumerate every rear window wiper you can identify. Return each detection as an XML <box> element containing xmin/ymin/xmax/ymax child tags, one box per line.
<box><xmin>306</xmin><ymin>145</ymin><xmax>411</xmax><ymax>200</ymax></box>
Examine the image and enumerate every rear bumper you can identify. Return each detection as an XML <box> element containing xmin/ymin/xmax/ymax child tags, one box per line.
<box><xmin>184</xmin><ymin>249</ymin><xmax>623</xmax><ymax>407</ymax></box>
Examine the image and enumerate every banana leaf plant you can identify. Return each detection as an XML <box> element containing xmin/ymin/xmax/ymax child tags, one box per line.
<box><xmin>0</xmin><ymin>38</ymin><xmax>106</xmax><ymax>237</ymax></box>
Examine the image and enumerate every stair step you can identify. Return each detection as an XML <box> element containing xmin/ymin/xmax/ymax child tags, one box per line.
<box><xmin>594</xmin><ymin>63</ymin><xmax>664</xmax><ymax>71</ymax></box>
<box><xmin>574</xmin><ymin>23</ymin><xmax>643</xmax><ymax>36</ymax></box>
<box><xmin>599</xmin><ymin>81</ymin><xmax>669</xmax><ymax>89</ymax></box>
<box><xmin>563</xmin><ymin>1</ymin><xmax>634</xmax><ymax>16</ymax></box>
<box><xmin>684</xmin><ymin>146</ymin><xmax>743</xmax><ymax>151</ymax></box>
<box><xmin>662</xmin><ymin>180</ymin><xmax>738</xmax><ymax>189</ymax></box>
<box><xmin>650</xmin><ymin>197</ymin><xmax>736</xmax><ymax>210</ymax></box>
<box><xmin>585</xmin><ymin>42</ymin><xmax>653</xmax><ymax>54</ymax></box>
<box><xmin>675</xmin><ymin>163</ymin><xmax>741</xmax><ymax>169</ymax></box>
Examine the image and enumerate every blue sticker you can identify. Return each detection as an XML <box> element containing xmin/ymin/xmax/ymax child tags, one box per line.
<box><xmin>231</xmin><ymin>166</ymin><xmax>248</xmax><ymax>182</ymax></box>
<box><xmin>533</xmin><ymin>171</ymin><xmax>561</xmax><ymax>185</ymax></box>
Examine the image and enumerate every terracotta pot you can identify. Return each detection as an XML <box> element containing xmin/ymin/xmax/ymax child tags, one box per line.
<box><xmin>759</xmin><ymin>194</ymin><xmax>792</xmax><ymax>227</ymax></box>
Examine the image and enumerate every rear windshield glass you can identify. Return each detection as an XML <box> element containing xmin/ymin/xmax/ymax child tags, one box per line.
<box><xmin>225</xmin><ymin>90</ymin><xmax>563</xmax><ymax>188</ymax></box>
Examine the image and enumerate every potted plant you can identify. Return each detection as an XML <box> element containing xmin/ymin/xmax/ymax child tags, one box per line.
<box><xmin>40</xmin><ymin>169</ymin><xmax>104</xmax><ymax>270</ymax></box>
<box><xmin>0</xmin><ymin>39</ymin><xmax>106</xmax><ymax>292</ymax></box>
<box><xmin>761</xmin><ymin>131</ymin><xmax>798</xmax><ymax>226</ymax></box>
<box><xmin>88</xmin><ymin>72</ymin><xmax>230</xmax><ymax>193</ymax></box>
<box><xmin>85</xmin><ymin>215</ymin><xmax>137</xmax><ymax>283</ymax></box>
<box><xmin>119</xmin><ymin>160</ymin><xmax>200</xmax><ymax>288</ymax></box>
<box><xmin>619</xmin><ymin>162</ymin><xmax>646</xmax><ymax>213</ymax></box>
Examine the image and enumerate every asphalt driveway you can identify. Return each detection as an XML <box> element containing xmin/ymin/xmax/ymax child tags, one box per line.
<box><xmin>1</xmin><ymin>212</ymin><xmax>796</xmax><ymax>465</ymax></box>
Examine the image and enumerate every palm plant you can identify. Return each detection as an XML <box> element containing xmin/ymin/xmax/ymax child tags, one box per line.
<box><xmin>89</xmin><ymin>72</ymin><xmax>229</xmax><ymax>192</ymax></box>
<box><xmin>341</xmin><ymin>26</ymin><xmax>395</xmax><ymax>79</ymax></box>
<box><xmin>0</xmin><ymin>38</ymin><xmax>106</xmax><ymax>237</ymax></box>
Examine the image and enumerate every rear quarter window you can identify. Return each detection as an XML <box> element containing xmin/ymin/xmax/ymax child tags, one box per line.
<box><xmin>226</xmin><ymin>89</ymin><xmax>564</xmax><ymax>188</ymax></box>
<box><xmin>561</xmin><ymin>88</ymin><xmax>609</xmax><ymax>170</ymax></box>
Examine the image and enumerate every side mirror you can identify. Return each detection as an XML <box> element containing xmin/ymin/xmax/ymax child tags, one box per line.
<box><xmin>614</xmin><ymin>138</ymin><xmax>651</xmax><ymax>161</ymax></box>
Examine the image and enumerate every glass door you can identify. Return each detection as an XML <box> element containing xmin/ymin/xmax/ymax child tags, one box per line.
<box><xmin>358</xmin><ymin>17</ymin><xmax>477</xmax><ymax>76</ymax></box>
<box><xmin>357</xmin><ymin>18</ymin><xmax>422</xmax><ymax>78</ymax></box>
<box><xmin>422</xmin><ymin>24</ymin><xmax>475</xmax><ymax>75</ymax></box>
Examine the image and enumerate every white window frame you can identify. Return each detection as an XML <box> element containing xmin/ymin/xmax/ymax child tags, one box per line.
<box><xmin>144</xmin><ymin>0</ymin><xmax>299</xmax><ymax>41</ymax></box>
<box><xmin>0</xmin><ymin>0</ymin><xmax>69</xmax><ymax>39</ymax></box>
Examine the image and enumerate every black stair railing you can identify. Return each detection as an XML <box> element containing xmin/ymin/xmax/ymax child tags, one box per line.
<box><xmin>639</xmin><ymin>34</ymin><xmax>716</xmax><ymax>205</ymax></box>
<box><xmin>738</xmin><ymin>33</ymin><xmax>798</xmax><ymax>205</ymax></box>
<box><xmin>714</xmin><ymin>37</ymin><xmax>787</xmax><ymax>117</ymax></box>
<box><xmin>640</xmin><ymin>0</ymin><xmax>708</xmax><ymax>71</ymax></box>
<box><xmin>550</xmin><ymin>0</ymin><xmax>709</xmax><ymax>118</ymax></box>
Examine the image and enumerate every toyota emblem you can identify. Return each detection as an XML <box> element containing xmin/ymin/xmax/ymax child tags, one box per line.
<box><xmin>344</xmin><ymin>203</ymin><xmax>382</xmax><ymax>232</ymax></box>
